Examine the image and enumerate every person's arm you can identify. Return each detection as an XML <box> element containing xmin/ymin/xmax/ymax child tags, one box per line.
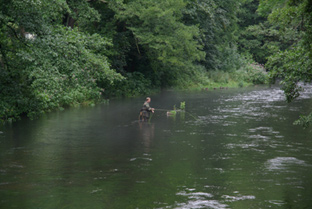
<box><xmin>145</xmin><ymin>103</ymin><xmax>154</xmax><ymax>113</ymax></box>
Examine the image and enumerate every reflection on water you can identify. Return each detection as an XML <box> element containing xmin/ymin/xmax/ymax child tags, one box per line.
<box><xmin>138</xmin><ymin>122</ymin><xmax>154</xmax><ymax>153</ymax></box>
<box><xmin>1</xmin><ymin>85</ymin><xmax>312</xmax><ymax>208</ymax></box>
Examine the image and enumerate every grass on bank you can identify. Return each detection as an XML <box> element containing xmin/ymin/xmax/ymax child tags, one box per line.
<box><xmin>173</xmin><ymin>63</ymin><xmax>268</xmax><ymax>90</ymax></box>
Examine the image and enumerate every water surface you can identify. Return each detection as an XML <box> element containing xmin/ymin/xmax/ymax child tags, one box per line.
<box><xmin>1</xmin><ymin>85</ymin><xmax>312</xmax><ymax>208</ymax></box>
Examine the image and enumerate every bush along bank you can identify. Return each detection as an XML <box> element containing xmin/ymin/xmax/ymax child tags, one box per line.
<box><xmin>172</xmin><ymin>63</ymin><xmax>269</xmax><ymax>91</ymax></box>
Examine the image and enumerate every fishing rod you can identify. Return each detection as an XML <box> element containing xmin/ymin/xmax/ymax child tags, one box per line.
<box><xmin>138</xmin><ymin>109</ymin><xmax>167</xmax><ymax>122</ymax></box>
<box><xmin>139</xmin><ymin>102</ymin><xmax>198</xmax><ymax>121</ymax></box>
<box><xmin>155</xmin><ymin>108</ymin><xmax>198</xmax><ymax>120</ymax></box>
<box><xmin>184</xmin><ymin>111</ymin><xmax>198</xmax><ymax>120</ymax></box>
<box><xmin>154</xmin><ymin>108</ymin><xmax>170</xmax><ymax>112</ymax></box>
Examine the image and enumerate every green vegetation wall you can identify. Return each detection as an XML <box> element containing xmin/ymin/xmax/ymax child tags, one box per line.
<box><xmin>1</xmin><ymin>0</ymin><xmax>270</xmax><ymax>122</ymax></box>
<box><xmin>0</xmin><ymin>0</ymin><xmax>122</xmax><ymax>122</ymax></box>
<box><xmin>257</xmin><ymin>0</ymin><xmax>312</xmax><ymax>127</ymax></box>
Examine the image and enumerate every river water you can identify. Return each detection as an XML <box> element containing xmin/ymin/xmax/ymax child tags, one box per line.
<box><xmin>1</xmin><ymin>85</ymin><xmax>312</xmax><ymax>209</ymax></box>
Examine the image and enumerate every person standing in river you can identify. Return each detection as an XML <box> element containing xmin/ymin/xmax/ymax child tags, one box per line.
<box><xmin>140</xmin><ymin>97</ymin><xmax>155</xmax><ymax>121</ymax></box>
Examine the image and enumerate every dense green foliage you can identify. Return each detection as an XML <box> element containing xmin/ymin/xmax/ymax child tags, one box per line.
<box><xmin>0</xmin><ymin>0</ymin><xmax>122</xmax><ymax>122</ymax></box>
<box><xmin>256</xmin><ymin>0</ymin><xmax>312</xmax><ymax>127</ymax></box>
<box><xmin>9</xmin><ymin>0</ymin><xmax>312</xmax><ymax>123</ymax></box>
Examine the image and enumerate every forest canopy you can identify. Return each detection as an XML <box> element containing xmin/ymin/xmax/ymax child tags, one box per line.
<box><xmin>0</xmin><ymin>0</ymin><xmax>311</xmax><ymax>125</ymax></box>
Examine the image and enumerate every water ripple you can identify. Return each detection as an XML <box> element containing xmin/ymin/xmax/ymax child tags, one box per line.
<box><xmin>222</xmin><ymin>194</ymin><xmax>255</xmax><ymax>202</ymax></box>
<box><xmin>175</xmin><ymin>191</ymin><xmax>228</xmax><ymax>209</ymax></box>
<box><xmin>206</xmin><ymin>85</ymin><xmax>312</xmax><ymax>125</ymax></box>
<box><xmin>265</xmin><ymin>157</ymin><xmax>308</xmax><ymax>171</ymax></box>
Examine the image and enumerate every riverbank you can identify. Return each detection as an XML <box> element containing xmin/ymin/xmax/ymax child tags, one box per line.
<box><xmin>0</xmin><ymin>63</ymin><xmax>268</xmax><ymax>124</ymax></box>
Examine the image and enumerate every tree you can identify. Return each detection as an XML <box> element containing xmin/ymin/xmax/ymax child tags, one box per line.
<box><xmin>0</xmin><ymin>0</ymin><xmax>122</xmax><ymax>122</ymax></box>
<box><xmin>259</xmin><ymin>0</ymin><xmax>312</xmax><ymax>127</ymax></box>
<box><xmin>183</xmin><ymin>0</ymin><xmax>243</xmax><ymax>71</ymax></box>
<box><xmin>110</xmin><ymin>0</ymin><xmax>205</xmax><ymax>87</ymax></box>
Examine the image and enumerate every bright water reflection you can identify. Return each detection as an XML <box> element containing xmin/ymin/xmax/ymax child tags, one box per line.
<box><xmin>1</xmin><ymin>85</ymin><xmax>312</xmax><ymax>208</ymax></box>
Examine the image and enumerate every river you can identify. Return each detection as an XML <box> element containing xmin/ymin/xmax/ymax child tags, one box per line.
<box><xmin>1</xmin><ymin>85</ymin><xmax>312</xmax><ymax>209</ymax></box>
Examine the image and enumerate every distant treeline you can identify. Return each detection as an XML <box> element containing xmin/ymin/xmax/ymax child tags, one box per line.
<box><xmin>0</xmin><ymin>0</ymin><xmax>311</xmax><ymax>123</ymax></box>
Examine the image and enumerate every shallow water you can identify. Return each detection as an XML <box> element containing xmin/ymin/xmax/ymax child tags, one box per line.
<box><xmin>1</xmin><ymin>85</ymin><xmax>312</xmax><ymax>209</ymax></box>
